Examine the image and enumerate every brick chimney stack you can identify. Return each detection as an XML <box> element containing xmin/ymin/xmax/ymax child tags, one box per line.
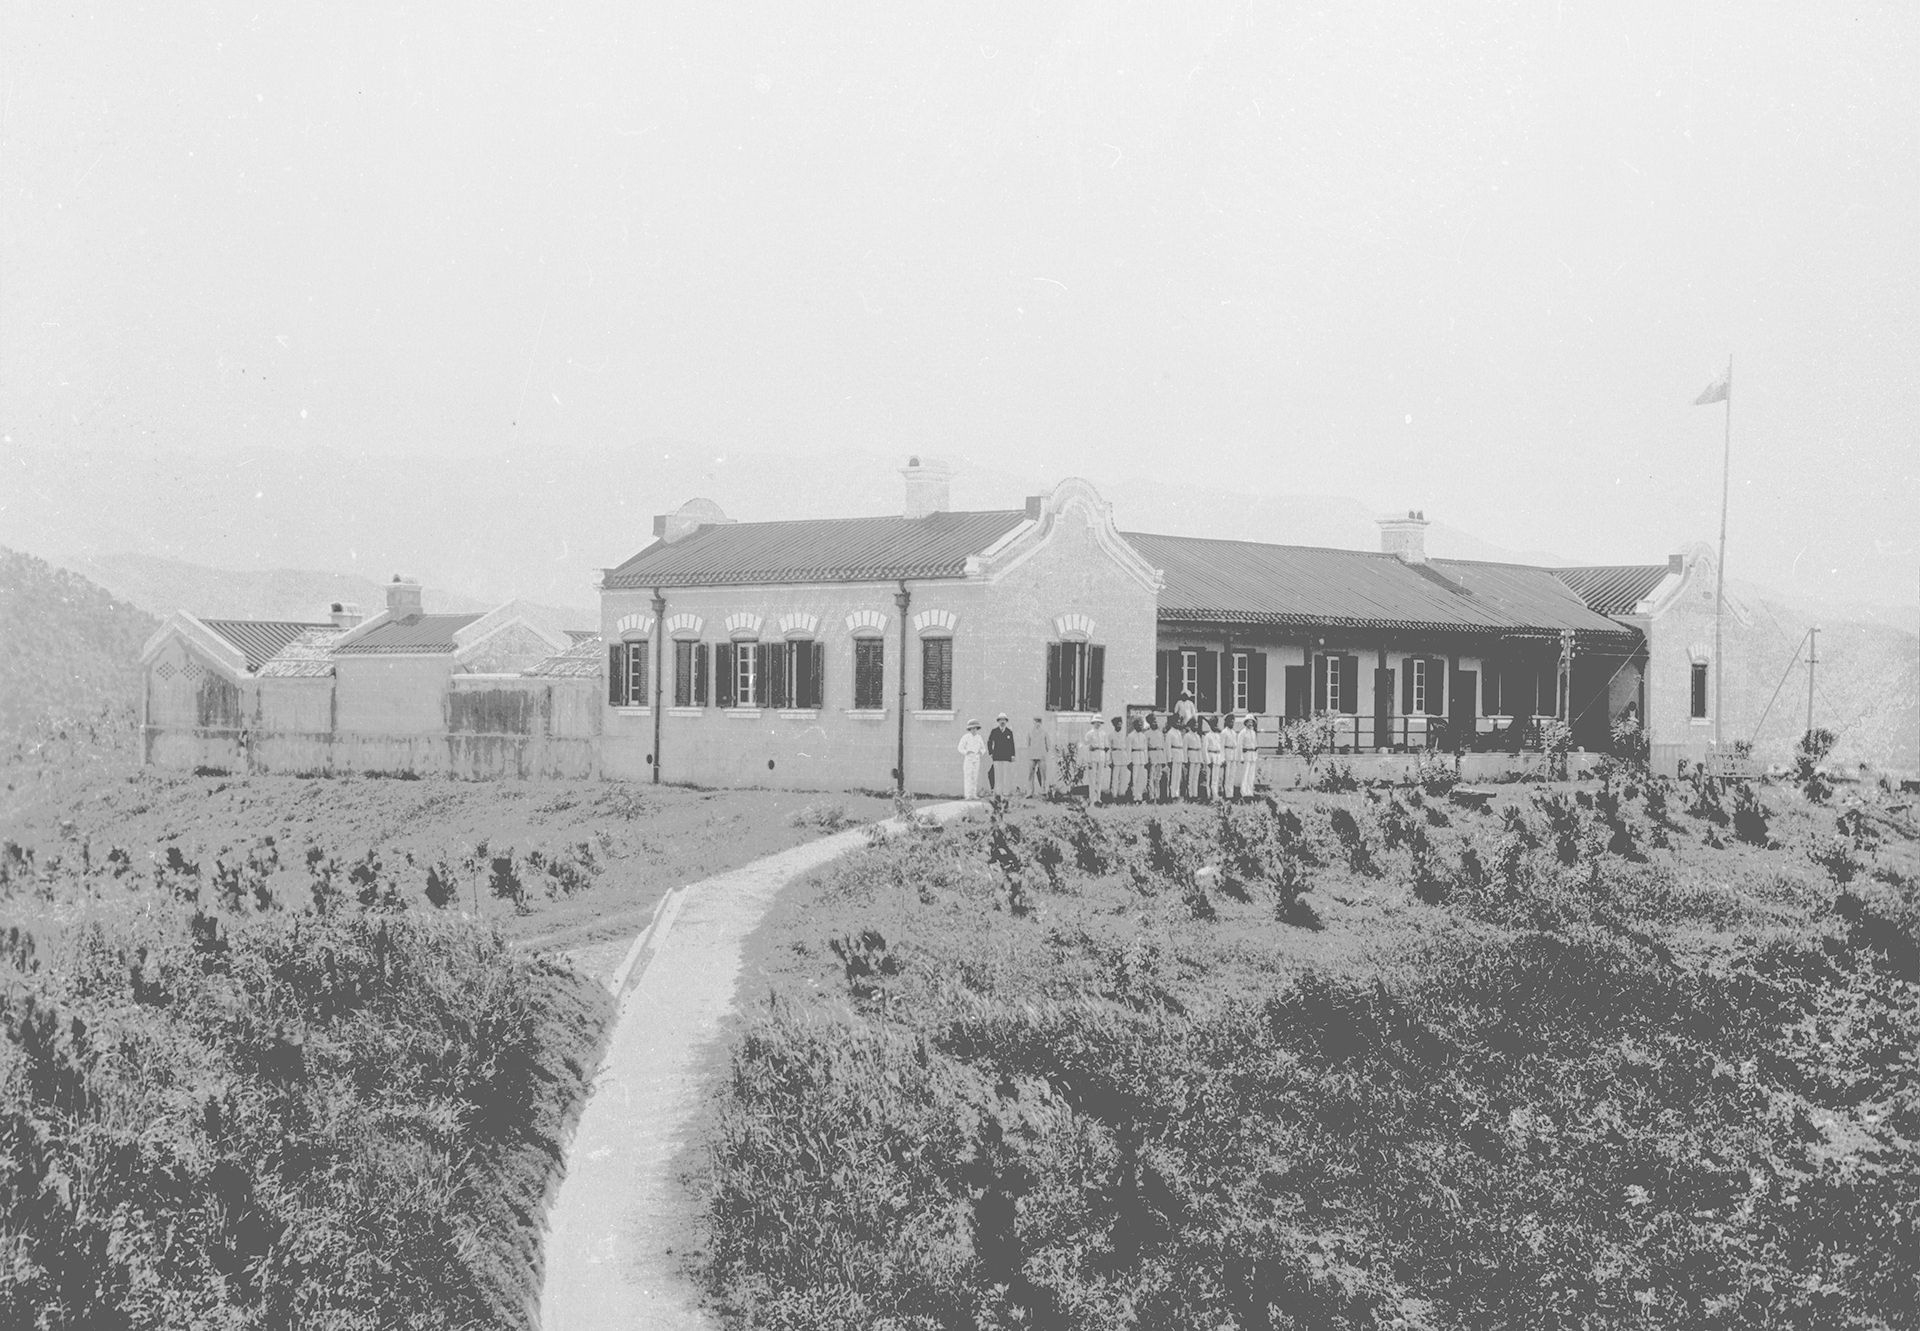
<box><xmin>1377</xmin><ymin>510</ymin><xmax>1431</xmax><ymax>565</ymax></box>
<box><xmin>329</xmin><ymin>601</ymin><xmax>364</xmax><ymax>629</ymax></box>
<box><xmin>901</xmin><ymin>456</ymin><xmax>953</xmax><ymax>519</ymax></box>
<box><xmin>385</xmin><ymin>576</ymin><xmax>424</xmax><ymax>620</ymax></box>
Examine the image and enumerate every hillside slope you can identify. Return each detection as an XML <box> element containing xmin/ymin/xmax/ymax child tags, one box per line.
<box><xmin>0</xmin><ymin>546</ymin><xmax>156</xmax><ymax>739</ymax></box>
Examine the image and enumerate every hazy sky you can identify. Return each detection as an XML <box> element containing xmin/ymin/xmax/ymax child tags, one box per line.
<box><xmin>4</xmin><ymin>3</ymin><xmax>1916</xmax><ymax>606</ymax></box>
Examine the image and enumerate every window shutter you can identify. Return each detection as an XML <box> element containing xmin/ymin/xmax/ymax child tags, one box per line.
<box><xmin>766</xmin><ymin>642</ymin><xmax>787</xmax><ymax>709</ymax></box>
<box><xmin>937</xmin><ymin>639</ymin><xmax>954</xmax><ymax>710</ymax></box>
<box><xmin>1431</xmin><ymin>657</ymin><xmax>1447</xmax><ymax>716</ymax></box>
<box><xmin>1247</xmin><ymin>651</ymin><xmax>1267</xmax><ymax>714</ymax></box>
<box><xmin>1401</xmin><ymin>658</ymin><xmax>1415</xmax><ymax>714</ymax></box>
<box><xmin>1045</xmin><ymin>643</ymin><xmax>1064</xmax><ymax>711</ymax></box>
<box><xmin>1197</xmin><ymin>649</ymin><xmax>1220</xmax><ymax>712</ymax></box>
<box><xmin>1086</xmin><ymin>645</ymin><xmax>1105</xmax><ymax>711</ymax></box>
<box><xmin>693</xmin><ymin>643</ymin><xmax>709</xmax><ymax>706</ymax></box>
<box><xmin>756</xmin><ymin>644</ymin><xmax>772</xmax><ymax>708</ymax></box>
<box><xmin>630</xmin><ymin>649</ymin><xmax>648</xmax><ymax>707</ymax></box>
<box><xmin>1285</xmin><ymin>665</ymin><xmax>1309</xmax><ymax>718</ymax></box>
<box><xmin>716</xmin><ymin>643</ymin><xmax>734</xmax><ymax>709</ymax></box>
<box><xmin>1154</xmin><ymin>650</ymin><xmax>1172</xmax><ymax>711</ymax></box>
<box><xmin>1312</xmin><ymin>656</ymin><xmax>1327</xmax><ymax>712</ymax></box>
<box><xmin>608</xmin><ymin>644</ymin><xmax>625</xmax><ymax>706</ymax></box>
<box><xmin>806</xmin><ymin>640</ymin><xmax>823</xmax><ymax>709</ymax></box>
<box><xmin>1452</xmin><ymin>669</ymin><xmax>1477</xmax><ymax>722</ymax></box>
<box><xmin>1338</xmin><ymin>655</ymin><xmax>1360</xmax><ymax>715</ymax></box>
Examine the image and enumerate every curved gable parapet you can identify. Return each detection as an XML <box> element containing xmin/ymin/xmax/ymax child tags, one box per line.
<box><xmin>975</xmin><ymin>476</ymin><xmax>1164</xmax><ymax>593</ymax></box>
<box><xmin>1639</xmin><ymin>542</ymin><xmax>1752</xmax><ymax>627</ymax></box>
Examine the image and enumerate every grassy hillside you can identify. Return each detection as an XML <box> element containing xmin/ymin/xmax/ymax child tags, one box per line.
<box><xmin>704</xmin><ymin>776</ymin><xmax>1920</xmax><ymax>1329</ymax></box>
<box><xmin>0</xmin><ymin>547</ymin><xmax>155</xmax><ymax>743</ymax></box>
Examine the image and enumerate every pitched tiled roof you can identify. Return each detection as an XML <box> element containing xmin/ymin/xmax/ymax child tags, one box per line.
<box><xmin>1127</xmin><ymin>534</ymin><xmax>1517</xmax><ymax>633</ymax></box>
<box><xmin>564</xmin><ymin>628</ymin><xmax>599</xmax><ymax>643</ymax></box>
<box><xmin>523</xmin><ymin>636</ymin><xmax>605</xmax><ymax>678</ymax></box>
<box><xmin>1428</xmin><ymin>560</ymin><xmax>1641</xmax><ymax>641</ymax></box>
<box><xmin>1127</xmin><ymin>534</ymin><xmax>1638</xmax><ymax>642</ymax></box>
<box><xmin>602</xmin><ymin>510</ymin><xmax>1030</xmax><ymax>588</ymax></box>
<box><xmin>1553</xmin><ymin>564</ymin><xmax>1672</xmax><ymax>616</ymax></box>
<box><xmin>333</xmin><ymin>613</ymin><xmax>484</xmax><ymax>654</ymax></box>
<box><xmin>256</xmin><ymin>627</ymin><xmax>343</xmax><ymax>678</ymax></box>
<box><xmin>200</xmin><ymin>619</ymin><xmax>333</xmax><ymax>672</ymax></box>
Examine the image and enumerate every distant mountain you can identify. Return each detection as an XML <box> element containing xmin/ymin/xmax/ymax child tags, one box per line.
<box><xmin>0</xmin><ymin>547</ymin><xmax>157</xmax><ymax>740</ymax></box>
<box><xmin>67</xmin><ymin>553</ymin><xmax>492</xmax><ymax>622</ymax></box>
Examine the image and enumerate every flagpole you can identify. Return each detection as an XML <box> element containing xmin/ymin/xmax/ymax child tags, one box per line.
<box><xmin>1713</xmin><ymin>354</ymin><xmax>1731</xmax><ymax>755</ymax></box>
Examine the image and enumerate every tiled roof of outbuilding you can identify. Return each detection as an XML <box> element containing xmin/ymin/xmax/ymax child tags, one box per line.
<box><xmin>256</xmin><ymin>627</ymin><xmax>343</xmax><ymax>678</ymax></box>
<box><xmin>332</xmin><ymin>613</ymin><xmax>484</xmax><ymax>654</ymax></box>
<box><xmin>523</xmin><ymin>636</ymin><xmax>605</xmax><ymax>678</ymax></box>
<box><xmin>200</xmin><ymin>619</ymin><xmax>333</xmax><ymax>672</ymax></box>
<box><xmin>1553</xmin><ymin>564</ymin><xmax>1672</xmax><ymax>616</ymax></box>
<box><xmin>602</xmin><ymin>510</ymin><xmax>1030</xmax><ymax>588</ymax></box>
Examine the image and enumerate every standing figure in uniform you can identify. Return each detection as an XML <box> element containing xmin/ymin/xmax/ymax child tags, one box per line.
<box><xmin>1220</xmin><ymin>713</ymin><xmax>1240</xmax><ymax>797</ymax></box>
<box><xmin>1204</xmin><ymin>717</ymin><xmax>1226</xmax><ymax>800</ymax></box>
<box><xmin>1083</xmin><ymin>715</ymin><xmax>1111</xmax><ymax>803</ymax></box>
<box><xmin>1144</xmin><ymin>713</ymin><xmax>1167</xmax><ymax>803</ymax></box>
<box><xmin>1238</xmin><ymin>714</ymin><xmax>1261</xmax><ymax>799</ymax></box>
<box><xmin>1174</xmin><ymin>688</ymin><xmax>1198</xmax><ymax>728</ymax></box>
<box><xmin>988</xmin><ymin>712</ymin><xmax>1016</xmax><ymax>796</ymax></box>
<box><xmin>1026</xmin><ymin>715</ymin><xmax>1053</xmax><ymax>798</ymax></box>
<box><xmin>1107</xmin><ymin>716</ymin><xmax>1126</xmax><ymax>801</ymax></box>
<box><xmin>1125</xmin><ymin>717</ymin><xmax>1148</xmax><ymax>802</ymax></box>
<box><xmin>1177</xmin><ymin>719</ymin><xmax>1198</xmax><ymax>800</ymax></box>
<box><xmin>957</xmin><ymin>719</ymin><xmax>986</xmax><ymax>798</ymax></box>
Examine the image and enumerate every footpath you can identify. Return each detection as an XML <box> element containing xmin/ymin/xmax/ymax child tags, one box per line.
<box><xmin>537</xmin><ymin>800</ymin><xmax>980</xmax><ymax>1330</ymax></box>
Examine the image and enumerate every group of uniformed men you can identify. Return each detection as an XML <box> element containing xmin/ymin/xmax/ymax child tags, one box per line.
<box><xmin>956</xmin><ymin>692</ymin><xmax>1261</xmax><ymax>802</ymax></box>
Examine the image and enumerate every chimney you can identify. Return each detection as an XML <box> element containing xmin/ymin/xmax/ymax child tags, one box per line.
<box><xmin>1377</xmin><ymin>510</ymin><xmax>1431</xmax><ymax>564</ymax></box>
<box><xmin>329</xmin><ymin>601</ymin><xmax>364</xmax><ymax>629</ymax></box>
<box><xmin>652</xmin><ymin>497</ymin><xmax>733</xmax><ymax>545</ymax></box>
<box><xmin>1668</xmin><ymin>553</ymin><xmax>1685</xmax><ymax>573</ymax></box>
<box><xmin>385</xmin><ymin>576</ymin><xmax>424</xmax><ymax>619</ymax></box>
<box><xmin>901</xmin><ymin>455</ymin><xmax>953</xmax><ymax>519</ymax></box>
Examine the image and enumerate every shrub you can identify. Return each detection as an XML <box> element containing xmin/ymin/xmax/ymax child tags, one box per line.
<box><xmin>1530</xmin><ymin>791</ymin><xmax>1586</xmax><ymax>866</ymax></box>
<box><xmin>1796</xmin><ymin>728</ymin><xmax>1838</xmax><ymax>803</ymax></box>
<box><xmin>790</xmin><ymin>801</ymin><xmax>855</xmax><ymax>833</ymax></box>
<box><xmin>1809</xmin><ymin>837</ymin><xmax>1864</xmax><ymax>885</ymax></box>
<box><xmin>1327</xmin><ymin>807</ymin><xmax>1377</xmax><ymax>876</ymax></box>
<box><xmin>1414</xmin><ymin>749</ymin><xmax>1459</xmax><ymax>797</ymax></box>
<box><xmin>1313</xmin><ymin>760</ymin><xmax>1359</xmax><ymax>794</ymax></box>
<box><xmin>1537</xmin><ymin>717</ymin><xmax>1573</xmax><ymax>780</ymax></box>
<box><xmin>1731</xmin><ymin>784</ymin><xmax>1774</xmax><ymax>848</ymax></box>
<box><xmin>1685</xmin><ymin>768</ymin><xmax>1730</xmax><ymax>825</ymax></box>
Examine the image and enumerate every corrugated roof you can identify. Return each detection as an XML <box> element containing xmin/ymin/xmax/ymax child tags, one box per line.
<box><xmin>602</xmin><ymin>510</ymin><xmax>1030</xmax><ymax>588</ymax></box>
<box><xmin>200</xmin><ymin>619</ymin><xmax>332</xmax><ymax>672</ymax></box>
<box><xmin>333</xmin><ymin>613</ymin><xmax>484</xmax><ymax>654</ymax></box>
<box><xmin>523</xmin><ymin>636</ymin><xmax>605</xmax><ymax>678</ymax></box>
<box><xmin>1554</xmin><ymin>564</ymin><xmax>1671</xmax><ymax>616</ymax></box>
<box><xmin>1428</xmin><ymin>560</ymin><xmax>1641</xmax><ymax>640</ymax></box>
<box><xmin>1127</xmin><ymin>534</ymin><xmax>1518</xmax><ymax>633</ymax></box>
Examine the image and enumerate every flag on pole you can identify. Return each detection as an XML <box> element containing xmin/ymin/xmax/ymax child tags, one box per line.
<box><xmin>1694</xmin><ymin>368</ymin><xmax>1731</xmax><ymax>405</ymax></box>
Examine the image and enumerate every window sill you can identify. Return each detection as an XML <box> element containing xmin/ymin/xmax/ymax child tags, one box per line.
<box><xmin>612</xmin><ymin>705</ymin><xmax>652</xmax><ymax>717</ymax></box>
<box><xmin>1689</xmin><ymin>717</ymin><xmax>1712</xmax><ymax>726</ymax></box>
<box><xmin>667</xmin><ymin>706</ymin><xmax>705</xmax><ymax>718</ymax></box>
<box><xmin>914</xmin><ymin>710</ymin><xmax>955</xmax><ymax>721</ymax></box>
<box><xmin>845</xmin><ymin>708</ymin><xmax>889</xmax><ymax>720</ymax></box>
<box><xmin>775</xmin><ymin>708</ymin><xmax>822</xmax><ymax>720</ymax></box>
<box><xmin>725</xmin><ymin>708</ymin><xmax>763</xmax><ymax>719</ymax></box>
<box><xmin>1052</xmin><ymin>711</ymin><xmax>1100</xmax><ymax>724</ymax></box>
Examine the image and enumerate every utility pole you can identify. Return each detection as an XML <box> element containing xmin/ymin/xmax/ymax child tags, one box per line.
<box><xmin>1805</xmin><ymin>626</ymin><xmax>1818</xmax><ymax>742</ymax></box>
<box><xmin>1713</xmin><ymin>354</ymin><xmax>1732</xmax><ymax>755</ymax></box>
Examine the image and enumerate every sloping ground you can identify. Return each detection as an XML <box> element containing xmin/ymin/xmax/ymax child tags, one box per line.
<box><xmin>702</xmin><ymin>781</ymin><xmax>1920</xmax><ymax>1328</ymax></box>
<box><xmin>0</xmin><ymin>547</ymin><xmax>155</xmax><ymax>741</ymax></box>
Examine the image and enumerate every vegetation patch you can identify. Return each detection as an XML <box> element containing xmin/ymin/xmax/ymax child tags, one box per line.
<box><xmin>702</xmin><ymin>785</ymin><xmax>1920</xmax><ymax>1330</ymax></box>
<box><xmin>0</xmin><ymin>824</ymin><xmax>609</xmax><ymax>1329</ymax></box>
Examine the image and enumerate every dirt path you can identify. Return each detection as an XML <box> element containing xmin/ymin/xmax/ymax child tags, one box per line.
<box><xmin>537</xmin><ymin>801</ymin><xmax>980</xmax><ymax>1330</ymax></box>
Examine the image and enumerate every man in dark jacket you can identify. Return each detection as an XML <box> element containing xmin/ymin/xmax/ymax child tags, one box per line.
<box><xmin>988</xmin><ymin>712</ymin><xmax>1016</xmax><ymax>795</ymax></box>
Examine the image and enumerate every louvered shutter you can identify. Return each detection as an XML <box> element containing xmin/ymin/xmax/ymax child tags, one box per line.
<box><xmin>1086</xmin><ymin>645</ymin><xmax>1105</xmax><ymax>711</ymax></box>
<box><xmin>1154</xmin><ymin>650</ymin><xmax>1173</xmax><ymax>711</ymax></box>
<box><xmin>1197</xmin><ymin>649</ymin><xmax>1220</xmax><ymax>712</ymax></box>
<box><xmin>1045</xmin><ymin>643</ymin><xmax>1064</xmax><ymax>711</ymax></box>
<box><xmin>1338</xmin><ymin>655</ymin><xmax>1360</xmax><ymax>715</ymax></box>
<box><xmin>1247</xmin><ymin>651</ymin><xmax>1267</xmax><ymax>714</ymax></box>
<box><xmin>755</xmin><ymin>644</ymin><xmax>772</xmax><ymax>708</ymax></box>
<box><xmin>716</xmin><ymin>643</ymin><xmax>735</xmax><ymax>709</ymax></box>
<box><xmin>608</xmin><ymin>644</ymin><xmax>625</xmax><ymax>706</ymax></box>
<box><xmin>1401</xmin><ymin>658</ymin><xmax>1415</xmax><ymax>714</ymax></box>
<box><xmin>1285</xmin><ymin>665</ymin><xmax>1309</xmax><ymax>718</ymax></box>
<box><xmin>766</xmin><ymin>642</ymin><xmax>787</xmax><ymax>709</ymax></box>
<box><xmin>1430</xmin><ymin>657</ymin><xmax>1447</xmax><ymax>716</ymax></box>
<box><xmin>810</xmin><ymin>641</ymin><xmax>825</xmax><ymax>708</ymax></box>
<box><xmin>694</xmin><ymin>643</ymin><xmax>710</xmax><ymax>706</ymax></box>
<box><xmin>1312</xmin><ymin>656</ymin><xmax>1328</xmax><ymax>712</ymax></box>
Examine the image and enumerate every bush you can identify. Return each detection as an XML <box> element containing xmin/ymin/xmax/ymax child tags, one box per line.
<box><xmin>1414</xmin><ymin>749</ymin><xmax>1459</xmax><ymax>797</ymax></box>
<box><xmin>1731</xmin><ymin>784</ymin><xmax>1774</xmax><ymax>848</ymax></box>
<box><xmin>790</xmin><ymin>801</ymin><xmax>856</xmax><ymax>834</ymax></box>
